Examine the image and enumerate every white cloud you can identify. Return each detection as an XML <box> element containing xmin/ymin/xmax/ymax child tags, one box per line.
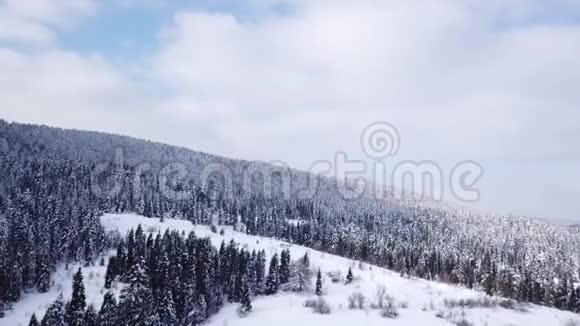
<box><xmin>0</xmin><ymin>0</ymin><xmax>579</xmax><ymax>220</ymax></box>
<box><xmin>0</xmin><ymin>0</ymin><xmax>95</xmax><ymax>45</ymax></box>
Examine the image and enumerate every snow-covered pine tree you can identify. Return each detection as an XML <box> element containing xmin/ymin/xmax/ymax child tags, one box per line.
<box><xmin>41</xmin><ymin>294</ymin><xmax>66</xmax><ymax>326</ymax></box>
<box><xmin>83</xmin><ymin>304</ymin><xmax>98</xmax><ymax>326</ymax></box>
<box><xmin>346</xmin><ymin>267</ymin><xmax>354</xmax><ymax>284</ymax></box>
<box><xmin>28</xmin><ymin>313</ymin><xmax>39</xmax><ymax>326</ymax></box>
<box><xmin>575</xmin><ymin>287</ymin><xmax>580</xmax><ymax>313</ymax></box>
<box><xmin>253</xmin><ymin>250</ymin><xmax>266</xmax><ymax>295</ymax></box>
<box><xmin>118</xmin><ymin>260</ymin><xmax>155</xmax><ymax>326</ymax></box>
<box><xmin>35</xmin><ymin>252</ymin><xmax>51</xmax><ymax>293</ymax></box>
<box><xmin>295</xmin><ymin>252</ymin><xmax>312</xmax><ymax>292</ymax></box>
<box><xmin>157</xmin><ymin>287</ymin><xmax>177</xmax><ymax>325</ymax></box>
<box><xmin>98</xmin><ymin>291</ymin><xmax>118</xmax><ymax>326</ymax></box>
<box><xmin>315</xmin><ymin>269</ymin><xmax>323</xmax><ymax>296</ymax></box>
<box><xmin>279</xmin><ymin>249</ymin><xmax>291</xmax><ymax>284</ymax></box>
<box><xmin>239</xmin><ymin>276</ymin><xmax>252</xmax><ymax>316</ymax></box>
<box><xmin>65</xmin><ymin>268</ymin><xmax>87</xmax><ymax>326</ymax></box>
<box><xmin>567</xmin><ymin>284</ymin><xmax>579</xmax><ymax>312</ymax></box>
<box><xmin>265</xmin><ymin>254</ymin><xmax>280</xmax><ymax>295</ymax></box>
<box><xmin>104</xmin><ymin>256</ymin><xmax>117</xmax><ymax>289</ymax></box>
<box><xmin>554</xmin><ymin>278</ymin><xmax>570</xmax><ymax>310</ymax></box>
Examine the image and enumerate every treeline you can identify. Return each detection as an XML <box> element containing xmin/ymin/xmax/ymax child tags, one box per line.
<box><xmin>1</xmin><ymin>120</ymin><xmax>579</xmax><ymax>317</ymax></box>
<box><xmin>275</xmin><ymin>221</ymin><xmax>580</xmax><ymax>313</ymax></box>
<box><xmin>31</xmin><ymin>225</ymin><xmax>320</xmax><ymax>326</ymax></box>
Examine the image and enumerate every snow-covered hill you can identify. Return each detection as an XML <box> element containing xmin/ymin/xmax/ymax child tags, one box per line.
<box><xmin>2</xmin><ymin>213</ymin><xmax>579</xmax><ymax>326</ymax></box>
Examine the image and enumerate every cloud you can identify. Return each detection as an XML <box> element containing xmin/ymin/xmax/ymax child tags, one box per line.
<box><xmin>0</xmin><ymin>0</ymin><xmax>96</xmax><ymax>45</ymax></box>
<box><xmin>0</xmin><ymin>0</ymin><xmax>579</xmax><ymax>220</ymax></box>
<box><xmin>152</xmin><ymin>1</ymin><xmax>580</xmax><ymax>160</ymax></box>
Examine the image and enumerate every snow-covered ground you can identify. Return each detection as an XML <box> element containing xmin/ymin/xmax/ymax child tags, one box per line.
<box><xmin>2</xmin><ymin>213</ymin><xmax>579</xmax><ymax>326</ymax></box>
<box><xmin>1</xmin><ymin>251</ymin><xmax>122</xmax><ymax>326</ymax></box>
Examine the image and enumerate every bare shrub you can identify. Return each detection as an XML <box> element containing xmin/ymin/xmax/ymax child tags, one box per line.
<box><xmin>439</xmin><ymin>308</ymin><xmax>474</xmax><ymax>326</ymax></box>
<box><xmin>327</xmin><ymin>270</ymin><xmax>343</xmax><ymax>284</ymax></box>
<box><xmin>370</xmin><ymin>285</ymin><xmax>395</xmax><ymax>310</ymax></box>
<box><xmin>563</xmin><ymin>320</ymin><xmax>580</xmax><ymax>326</ymax></box>
<box><xmin>444</xmin><ymin>297</ymin><xmax>527</xmax><ymax>313</ymax></box>
<box><xmin>305</xmin><ymin>298</ymin><xmax>331</xmax><ymax>314</ymax></box>
<box><xmin>380</xmin><ymin>303</ymin><xmax>399</xmax><ymax>319</ymax></box>
<box><xmin>303</xmin><ymin>298</ymin><xmax>317</xmax><ymax>308</ymax></box>
<box><xmin>347</xmin><ymin>292</ymin><xmax>366</xmax><ymax>310</ymax></box>
<box><xmin>454</xmin><ymin>319</ymin><xmax>474</xmax><ymax>326</ymax></box>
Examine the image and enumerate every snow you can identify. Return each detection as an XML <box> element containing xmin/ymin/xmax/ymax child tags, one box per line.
<box><xmin>2</xmin><ymin>213</ymin><xmax>579</xmax><ymax>326</ymax></box>
<box><xmin>1</xmin><ymin>252</ymin><xmax>122</xmax><ymax>326</ymax></box>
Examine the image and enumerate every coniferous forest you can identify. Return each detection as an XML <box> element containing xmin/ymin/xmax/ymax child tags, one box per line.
<box><xmin>36</xmin><ymin>224</ymin><xmax>298</xmax><ymax>326</ymax></box>
<box><xmin>1</xmin><ymin>119</ymin><xmax>579</xmax><ymax>321</ymax></box>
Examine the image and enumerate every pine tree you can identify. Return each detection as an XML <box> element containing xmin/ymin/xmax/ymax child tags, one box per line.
<box><xmin>567</xmin><ymin>284</ymin><xmax>579</xmax><ymax>312</ymax></box>
<box><xmin>98</xmin><ymin>292</ymin><xmax>118</xmax><ymax>326</ymax></box>
<box><xmin>239</xmin><ymin>276</ymin><xmax>252</xmax><ymax>316</ymax></box>
<box><xmin>315</xmin><ymin>269</ymin><xmax>323</xmax><ymax>296</ymax></box>
<box><xmin>253</xmin><ymin>250</ymin><xmax>266</xmax><ymax>295</ymax></box>
<box><xmin>104</xmin><ymin>257</ymin><xmax>117</xmax><ymax>289</ymax></box>
<box><xmin>294</xmin><ymin>253</ymin><xmax>312</xmax><ymax>292</ymax></box>
<box><xmin>35</xmin><ymin>254</ymin><xmax>51</xmax><ymax>293</ymax></box>
<box><xmin>28</xmin><ymin>313</ymin><xmax>39</xmax><ymax>326</ymax></box>
<box><xmin>184</xmin><ymin>295</ymin><xmax>207</xmax><ymax>325</ymax></box>
<box><xmin>84</xmin><ymin>304</ymin><xmax>99</xmax><ymax>326</ymax></box>
<box><xmin>555</xmin><ymin>278</ymin><xmax>569</xmax><ymax>309</ymax></box>
<box><xmin>65</xmin><ymin>268</ymin><xmax>87</xmax><ymax>326</ymax></box>
<box><xmin>118</xmin><ymin>261</ymin><xmax>155</xmax><ymax>326</ymax></box>
<box><xmin>265</xmin><ymin>254</ymin><xmax>280</xmax><ymax>295</ymax></box>
<box><xmin>346</xmin><ymin>267</ymin><xmax>354</xmax><ymax>284</ymax></box>
<box><xmin>41</xmin><ymin>294</ymin><xmax>66</xmax><ymax>326</ymax></box>
<box><xmin>279</xmin><ymin>249</ymin><xmax>291</xmax><ymax>284</ymax></box>
<box><xmin>157</xmin><ymin>287</ymin><xmax>177</xmax><ymax>326</ymax></box>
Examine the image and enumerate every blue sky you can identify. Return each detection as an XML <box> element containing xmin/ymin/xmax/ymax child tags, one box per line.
<box><xmin>59</xmin><ymin>1</ymin><xmax>294</xmax><ymax>56</ymax></box>
<box><xmin>1</xmin><ymin>0</ymin><xmax>580</xmax><ymax>222</ymax></box>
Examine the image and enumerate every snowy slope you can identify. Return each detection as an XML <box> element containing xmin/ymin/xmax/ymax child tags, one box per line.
<box><xmin>1</xmin><ymin>252</ymin><xmax>123</xmax><ymax>326</ymax></box>
<box><xmin>2</xmin><ymin>213</ymin><xmax>579</xmax><ymax>326</ymax></box>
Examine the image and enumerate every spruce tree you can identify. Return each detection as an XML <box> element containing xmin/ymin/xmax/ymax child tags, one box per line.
<box><xmin>295</xmin><ymin>253</ymin><xmax>312</xmax><ymax>292</ymax></box>
<box><xmin>346</xmin><ymin>267</ymin><xmax>354</xmax><ymax>284</ymax></box>
<box><xmin>239</xmin><ymin>276</ymin><xmax>252</xmax><ymax>315</ymax></box>
<box><xmin>265</xmin><ymin>254</ymin><xmax>280</xmax><ymax>295</ymax></box>
<box><xmin>315</xmin><ymin>269</ymin><xmax>323</xmax><ymax>296</ymax></box>
<box><xmin>279</xmin><ymin>249</ymin><xmax>291</xmax><ymax>284</ymax></box>
<box><xmin>66</xmin><ymin>268</ymin><xmax>87</xmax><ymax>326</ymax></box>
<box><xmin>575</xmin><ymin>287</ymin><xmax>580</xmax><ymax>313</ymax></box>
<box><xmin>83</xmin><ymin>304</ymin><xmax>99</xmax><ymax>326</ymax></box>
<box><xmin>118</xmin><ymin>260</ymin><xmax>155</xmax><ymax>326</ymax></box>
<box><xmin>253</xmin><ymin>250</ymin><xmax>266</xmax><ymax>295</ymax></box>
<box><xmin>28</xmin><ymin>313</ymin><xmax>39</xmax><ymax>326</ymax></box>
<box><xmin>98</xmin><ymin>291</ymin><xmax>118</xmax><ymax>326</ymax></box>
<box><xmin>157</xmin><ymin>287</ymin><xmax>177</xmax><ymax>325</ymax></box>
<box><xmin>35</xmin><ymin>254</ymin><xmax>51</xmax><ymax>293</ymax></box>
<box><xmin>41</xmin><ymin>294</ymin><xmax>66</xmax><ymax>326</ymax></box>
<box><xmin>104</xmin><ymin>257</ymin><xmax>117</xmax><ymax>289</ymax></box>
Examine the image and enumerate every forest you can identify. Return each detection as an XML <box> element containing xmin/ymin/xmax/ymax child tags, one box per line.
<box><xmin>1</xmin><ymin>120</ymin><xmax>579</xmax><ymax>319</ymax></box>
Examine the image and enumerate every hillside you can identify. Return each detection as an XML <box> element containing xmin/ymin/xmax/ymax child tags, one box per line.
<box><xmin>1</xmin><ymin>120</ymin><xmax>579</xmax><ymax>320</ymax></box>
<box><xmin>3</xmin><ymin>214</ymin><xmax>579</xmax><ymax>326</ymax></box>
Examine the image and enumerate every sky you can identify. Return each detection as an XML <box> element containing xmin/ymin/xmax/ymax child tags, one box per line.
<box><xmin>0</xmin><ymin>0</ymin><xmax>579</xmax><ymax>222</ymax></box>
